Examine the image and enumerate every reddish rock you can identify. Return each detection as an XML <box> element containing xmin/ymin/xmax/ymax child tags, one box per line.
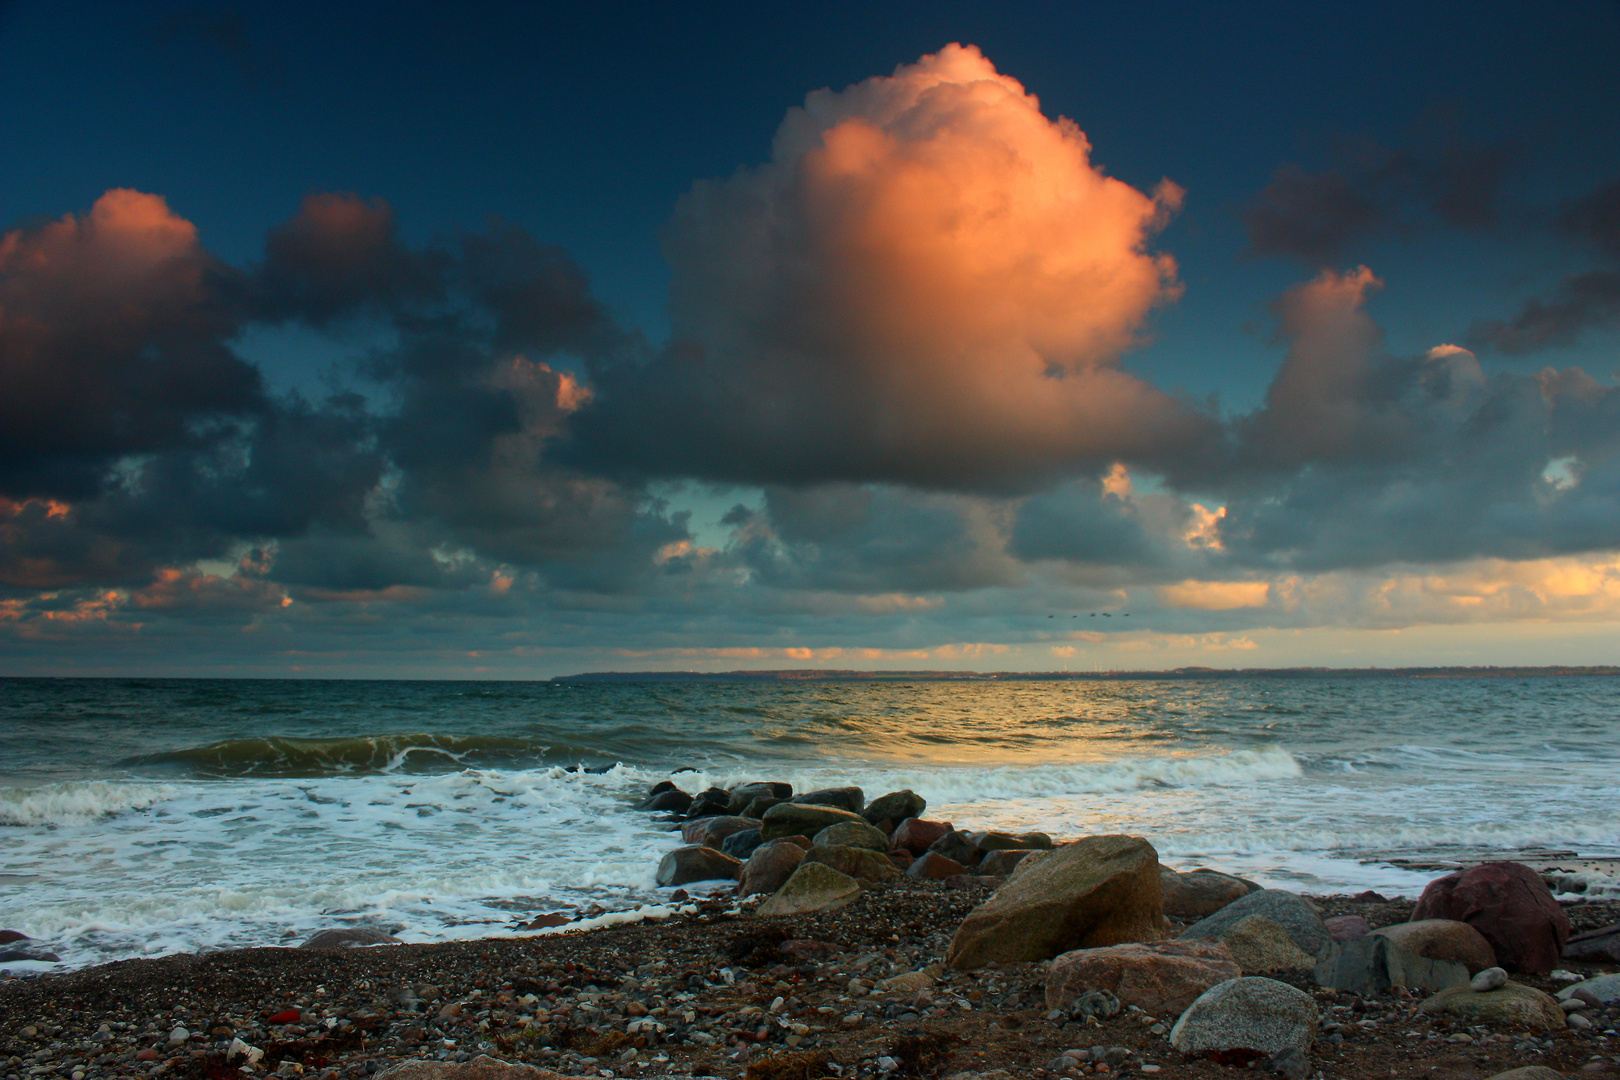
<box><xmin>1046</xmin><ymin>939</ymin><xmax>1242</xmax><ymax>1016</ymax></box>
<box><xmin>267</xmin><ymin>1009</ymin><xmax>300</xmax><ymax>1024</ymax></box>
<box><xmin>906</xmin><ymin>851</ymin><xmax>967</xmax><ymax>879</ymax></box>
<box><xmin>739</xmin><ymin>839</ymin><xmax>805</xmax><ymax>897</ymax></box>
<box><xmin>979</xmin><ymin>849</ymin><xmax>1037</xmax><ymax>877</ymax></box>
<box><xmin>680</xmin><ymin>815</ymin><xmax>757</xmax><ymax>848</ymax></box>
<box><xmin>136</xmin><ymin>1050</ymin><xmax>161</xmax><ymax>1062</ymax></box>
<box><xmin>1323</xmin><ymin>915</ymin><xmax>1370</xmax><ymax>942</ymax></box>
<box><xmin>1411</xmin><ymin>862</ymin><xmax>1570</xmax><ymax>974</ymax></box>
<box><xmin>1159</xmin><ymin>867</ymin><xmax>1261</xmax><ymax>920</ymax></box>
<box><xmin>655</xmin><ymin>844</ymin><xmax>742</xmax><ymax>887</ymax></box>
<box><xmin>887</xmin><ymin>850</ymin><xmax>914</xmax><ymax>870</ymax></box>
<box><xmin>0</xmin><ymin>930</ymin><xmax>29</xmax><ymax>944</ymax></box>
<box><xmin>892</xmin><ymin>818</ymin><xmax>953</xmax><ymax>855</ymax></box>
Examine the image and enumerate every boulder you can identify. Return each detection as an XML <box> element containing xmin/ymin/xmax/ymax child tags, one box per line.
<box><xmin>1169</xmin><ymin>976</ymin><xmax>1318</xmax><ymax>1059</ymax></box>
<box><xmin>726</xmin><ymin>781</ymin><xmax>792</xmax><ymax>814</ymax></box>
<box><xmin>1160</xmin><ymin>867</ymin><xmax>1261</xmax><ymax>920</ymax></box>
<box><xmin>790</xmin><ymin>786</ymin><xmax>865</xmax><ymax>813</ymax></box>
<box><xmin>742</xmin><ymin>796</ymin><xmax>788</xmax><ymax>819</ymax></box>
<box><xmin>946</xmin><ymin>834</ymin><xmax>1164</xmax><ymax>970</ymax></box>
<box><xmin>1411</xmin><ymin>861</ymin><xmax>1570</xmax><ymax>974</ymax></box>
<box><xmin>969</xmin><ymin>830</ymin><xmax>1053</xmax><ymax>852</ymax></box>
<box><xmin>760</xmin><ymin>801</ymin><xmax>867</xmax><ymax>841</ymax></box>
<box><xmin>1563</xmin><ymin>920</ymin><xmax>1620</xmax><ymax>963</ymax></box>
<box><xmin>1046</xmin><ymin>939</ymin><xmax>1241</xmax><ymax>1016</ymax></box>
<box><xmin>928</xmin><ymin>830</ymin><xmax>984</xmax><ymax>868</ymax></box>
<box><xmin>1179</xmin><ymin>889</ymin><xmax>1328</xmax><ymax>958</ymax></box>
<box><xmin>906</xmin><ymin>851</ymin><xmax>967</xmax><ymax>879</ymax></box>
<box><xmin>805</xmin><ymin>843</ymin><xmax>902</xmax><ymax>883</ymax></box>
<box><xmin>1482</xmin><ymin>1069</ymin><xmax>1571</xmax><ymax>1080</ymax></box>
<box><xmin>979</xmin><ymin>849</ymin><xmax>1037</xmax><ymax>877</ymax></box>
<box><xmin>374</xmin><ymin>1055</ymin><xmax>570</xmax><ymax>1080</ymax></box>
<box><xmin>685</xmin><ymin>786</ymin><xmax>733</xmax><ymax>819</ymax></box>
<box><xmin>1418</xmin><ymin>982</ymin><xmax>1567</xmax><ymax>1030</ymax></box>
<box><xmin>756</xmin><ymin>862</ymin><xmax>862</xmax><ymax>917</ymax></box>
<box><xmin>299</xmin><ymin>927</ymin><xmax>402</xmax><ymax>949</ymax></box>
<box><xmin>655</xmin><ymin>845</ymin><xmax>741</xmax><ymax>887</ymax></box>
<box><xmin>813</xmin><ymin>820</ymin><xmax>891</xmax><ymax>852</ymax></box>
<box><xmin>1218</xmin><ymin>915</ymin><xmax>1316</xmax><ymax>974</ymax></box>
<box><xmin>721</xmin><ymin>828</ymin><xmax>765</xmax><ymax>860</ymax></box>
<box><xmin>739</xmin><ymin>840</ymin><xmax>805</xmax><ymax>897</ymax></box>
<box><xmin>1370</xmin><ymin>919</ymin><xmax>1496</xmax><ymax>974</ymax></box>
<box><xmin>1556</xmin><ymin>972</ymin><xmax>1620</xmax><ymax>1005</ymax></box>
<box><xmin>887</xmin><ymin>850</ymin><xmax>913</xmax><ymax>870</ymax></box>
<box><xmin>1322</xmin><ymin>915</ymin><xmax>1369</xmax><ymax>942</ymax></box>
<box><xmin>862</xmin><ymin>790</ymin><xmax>925</xmax><ymax>825</ymax></box>
<box><xmin>637</xmin><ymin>788</ymin><xmax>691</xmax><ymax>813</ymax></box>
<box><xmin>1313</xmin><ymin>935</ymin><xmax>1470</xmax><ymax>996</ymax></box>
<box><xmin>681</xmin><ymin>815</ymin><xmax>758</xmax><ymax>848</ymax></box>
<box><xmin>892</xmin><ymin>818</ymin><xmax>953</xmax><ymax>855</ymax></box>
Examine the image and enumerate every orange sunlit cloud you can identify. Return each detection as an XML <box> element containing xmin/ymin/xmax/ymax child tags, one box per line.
<box><xmin>1157</xmin><ymin>579</ymin><xmax>1271</xmax><ymax>610</ymax></box>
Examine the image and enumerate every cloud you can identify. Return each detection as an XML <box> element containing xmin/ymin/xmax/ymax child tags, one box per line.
<box><xmin>1156</xmin><ymin>580</ymin><xmax>1271</xmax><ymax>610</ymax></box>
<box><xmin>1244</xmin><ymin>138</ymin><xmax>1518</xmax><ymax>266</ymax></box>
<box><xmin>1469</xmin><ymin>179</ymin><xmax>1620</xmax><ymax>354</ymax></box>
<box><xmin>573</xmin><ymin>44</ymin><xmax>1214</xmax><ymax>491</ymax></box>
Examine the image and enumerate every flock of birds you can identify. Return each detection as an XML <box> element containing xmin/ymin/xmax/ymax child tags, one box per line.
<box><xmin>1049</xmin><ymin>612</ymin><xmax>1129</xmax><ymax>617</ymax></box>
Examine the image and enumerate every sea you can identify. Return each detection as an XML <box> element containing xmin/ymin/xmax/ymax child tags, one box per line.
<box><xmin>2</xmin><ymin>675</ymin><xmax>1617</xmax><ymax>972</ymax></box>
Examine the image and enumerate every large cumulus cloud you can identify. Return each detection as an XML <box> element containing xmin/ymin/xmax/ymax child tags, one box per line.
<box><xmin>573</xmin><ymin>44</ymin><xmax>1215</xmax><ymax>491</ymax></box>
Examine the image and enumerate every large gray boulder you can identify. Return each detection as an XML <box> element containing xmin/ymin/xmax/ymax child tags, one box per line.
<box><xmin>1218</xmin><ymin>915</ymin><xmax>1316</xmax><ymax>974</ymax></box>
<box><xmin>812</xmin><ymin>820</ymin><xmax>891</xmax><ymax>852</ymax></box>
<box><xmin>946</xmin><ymin>834</ymin><xmax>1164</xmax><ymax>970</ymax></box>
<box><xmin>804</xmin><ymin>843</ymin><xmax>901</xmax><ymax>883</ymax></box>
<box><xmin>756</xmin><ymin>861</ymin><xmax>861</xmax><ymax>917</ymax></box>
<box><xmin>725</xmin><ymin>781</ymin><xmax>792</xmax><ymax>814</ymax></box>
<box><xmin>655</xmin><ymin>845</ymin><xmax>741</xmax><ymax>887</ymax></box>
<box><xmin>1313</xmin><ymin>934</ymin><xmax>1471</xmax><ymax>996</ymax></box>
<box><xmin>1556</xmin><ymin>972</ymin><xmax>1620</xmax><ymax>1004</ymax></box>
<box><xmin>1169</xmin><ymin>976</ymin><xmax>1319</xmax><ymax>1059</ymax></box>
<box><xmin>760</xmin><ymin>801</ymin><xmax>867</xmax><ymax>841</ymax></box>
<box><xmin>680</xmin><ymin>815</ymin><xmax>758</xmax><ymax>848</ymax></box>
<box><xmin>862</xmin><ymin>789</ymin><xmax>925</xmax><ymax>825</ymax></box>
<box><xmin>1370</xmin><ymin>919</ymin><xmax>1496</xmax><ymax>974</ymax></box>
<box><xmin>299</xmin><ymin>927</ymin><xmax>402</xmax><ymax>948</ymax></box>
<box><xmin>1179</xmin><ymin>889</ymin><xmax>1328</xmax><ymax>957</ymax></box>
<box><xmin>789</xmin><ymin>786</ymin><xmax>865</xmax><ymax>813</ymax></box>
<box><xmin>1418</xmin><ymin>982</ymin><xmax>1566</xmax><ymax>1030</ymax></box>
<box><xmin>1046</xmin><ymin>939</ymin><xmax>1241</xmax><ymax>1016</ymax></box>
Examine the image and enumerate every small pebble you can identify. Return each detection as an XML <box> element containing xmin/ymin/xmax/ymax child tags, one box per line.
<box><xmin>1470</xmin><ymin>967</ymin><xmax>1507</xmax><ymax>992</ymax></box>
<box><xmin>1569</xmin><ymin>1013</ymin><xmax>1594</xmax><ymax>1030</ymax></box>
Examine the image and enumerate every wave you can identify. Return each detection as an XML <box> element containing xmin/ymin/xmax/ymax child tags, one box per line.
<box><xmin>0</xmin><ymin>781</ymin><xmax>178</xmax><ymax>827</ymax></box>
<box><xmin>133</xmin><ymin>734</ymin><xmax>574</xmax><ymax>777</ymax></box>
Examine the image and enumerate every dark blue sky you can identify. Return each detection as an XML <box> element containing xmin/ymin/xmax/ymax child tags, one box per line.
<box><xmin>4</xmin><ymin>1</ymin><xmax>1620</xmax><ymax>675</ymax></box>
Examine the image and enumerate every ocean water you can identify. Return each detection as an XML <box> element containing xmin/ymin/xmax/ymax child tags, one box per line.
<box><xmin>2</xmin><ymin>675</ymin><xmax>1617</xmax><ymax>971</ymax></box>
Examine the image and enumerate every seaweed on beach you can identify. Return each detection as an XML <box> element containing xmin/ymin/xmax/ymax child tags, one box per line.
<box><xmin>884</xmin><ymin>1029</ymin><xmax>963</xmax><ymax>1079</ymax></box>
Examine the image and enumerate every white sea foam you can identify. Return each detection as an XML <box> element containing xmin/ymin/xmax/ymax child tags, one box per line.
<box><xmin>0</xmin><ymin>781</ymin><xmax>179</xmax><ymax>826</ymax></box>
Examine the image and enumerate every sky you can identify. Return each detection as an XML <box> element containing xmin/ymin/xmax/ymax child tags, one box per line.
<box><xmin>3</xmin><ymin>1</ymin><xmax>1620</xmax><ymax>678</ymax></box>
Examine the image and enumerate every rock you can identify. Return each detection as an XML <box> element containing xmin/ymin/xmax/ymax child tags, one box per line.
<box><xmin>0</xmin><ymin>943</ymin><xmax>60</xmax><ymax>963</ymax></box>
<box><xmin>1556</xmin><ymin>972</ymin><xmax>1620</xmax><ymax>1004</ymax></box>
<box><xmin>637</xmin><ymin>788</ymin><xmax>691</xmax><ymax>813</ymax></box>
<box><xmin>969</xmin><ymin>831</ymin><xmax>1053</xmax><ymax>852</ymax></box>
<box><xmin>1370</xmin><ymin>919</ymin><xmax>1497</xmax><ymax>973</ymax></box>
<box><xmin>722</xmin><ymin>828</ymin><xmax>765</xmax><ymax>860</ymax></box>
<box><xmin>1471</xmin><ymin>966</ymin><xmax>1509</xmax><ymax>991</ymax></box>
<box><xmin>742</xmin><ymin>796</ymin><xmax>789</xmax><ymax>819</ymax></box>
<box><xmin>739</xmin><ymin>839</ymin><xmax>806</xmax><ymax>897</ymax></box>
<box><xmin>1046</xmin><ymin>939</ymin><xmax>1242</xmax><ymax>1016</ymax></box>
<box><xmin>1058</xmin><ymin>989</ymin><xmax>1122</xmax><ymax>1022</ymax></box>
<box><xmin>875</xmin><ymin>969</ymin><xmax>938</xmax><ymax>996</ymax></box>
<box><xmin>891</xmin><ymin>818</ymin><xmax>953</xmax><ymax>855</ymax></box>
<box><xmin>685</xmin><ymin>786</ymin><xmax>733</xmax><ymax>819</ymax></box>
<box><xmin>1169</xmin><ymin>976</ymin><xmax>1319</xmax><ymax>1059</ymax></box>
<box><xmin>655</xmin><ymin>845</ymin><xmax>742</xmax><ymax>887</ymax></box>
<box><xmin>813</xmin><ymin>820</ymin><xmax>892</xmax><ymax>852</ymax></box>
<box><xmin>760</xmin><ymin>801</ymin><xmax>868</xmax><ymax>841</ymax></box>
<box><xmin>0</xmin><ymin>929</ymin><xmax>29</xmax><ymax>944</ymax></box>
<box><xmin>887</xmin><ymin>849</ymin><xmax>914</xmax><ymax>870</ymax></box>
<box><xmin>1563</xmin><ymin>921</ymin><xmax>1620</xmax><ymax>963</ymax></box>
<box><xmin>804</xmin><ymin>843</ymin><xmax>902</xmax><ymax>883</ymax></box>
<box><xmin>1482</xmin><ymin>1068</ymin><xmax>1570</xmax><ymax>1080</ymax></box>
<box><xmin>862</xmin><ymin>790</ymin><xmax>925</xmax><ymax>825</ymax></box>
<box><xmin>1179</xmin><ymin>889</ymin><xmax>1328</xmax><ymax>957</ymax></box>
<box><xmin>1313</xmin><ymin>934</ymin><xmax>1471</xmax><ymax>995</ymax></box>
<box><xmin>1160</xmin><ymin>868</ymin><xmax>1262</xmax><ymax>920</ymax></box>
<box><xmin>1218</xmin><ymin>915</ymin><xmax>1316</xmax><ymax>973</ymax></box>
<box><xmin>1322</xmin><ymin>915</ymin><xmax>1370</xmax><ymax>942</ymax></box>
<box><xmin>373</xmin><ymin>1055</ymin><xmax>572</xmax><ymax>1080</ymax></box>
<box><xmin>789</xmin><ymin>786</ymin><xmax>865</xmax><ymax>813</ymax></box>
<box><xmin>299</xmin><ymin>927</ymin><xmax>403</xmax><ymax>948</ymax></box>
<box><xmin>681</xmin><ymin>815</ymin><xmax>759</xmax><ymax>848</ymax></box>
<box><xmin>979</xmin><ymin>849</ymin><xmax>1037</xmax><ymax>877</ymax></box>
<box><xmin>946</xmin><ymin>833</ymin><xmax>1164</xmax><ymax>969</ymax></box>
<box><xmin>726</xmin><ymin>782</ymin><xmax>793</xmax><ymax>814</ymax></box>
<box><xmin>1411</xmin><ymin>861</ymin><xmax>1571</xmax><ymax>974</ymax></box>
<box><xmin>756</xmin><ymin>862</ymin><xmax>862</xmax><ymax>917</ymax></box>
<box><xmin>906</xmin><ymin>851</ymin><xmax>967</xmax><ymax>879</ymax></box>
<box><xmin>1418</xmin><ymin>981</ymin><xmax>1566</xmax><ymax>1030</ymax></box>
<box><xmin>928</xmin><ymin>829</ymin><xmax>983</xmax><ymax>868</ymax></box>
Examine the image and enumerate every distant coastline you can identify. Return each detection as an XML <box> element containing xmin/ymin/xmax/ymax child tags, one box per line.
<box><xmin>552</xmin><ymin>665</ymin><xmax>1620</xmax><ymax>683</ymax></box>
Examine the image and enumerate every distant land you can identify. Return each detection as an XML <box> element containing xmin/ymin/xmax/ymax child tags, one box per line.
<box><xmin>552</xmin><ymin>666</ymin><xmax>1620</xmax><ymax>683</ymax></box>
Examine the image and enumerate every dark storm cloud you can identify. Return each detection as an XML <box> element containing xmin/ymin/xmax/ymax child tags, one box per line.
<box><xmin>1244</xmin><ymin>140</ymin><xmax>1518</xmax><ymax>266</ymax></box>
<box><xmin>1469</xmin><ymin>179</ymin><xmax>1620</xmax><ymax>354</ymax></box>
